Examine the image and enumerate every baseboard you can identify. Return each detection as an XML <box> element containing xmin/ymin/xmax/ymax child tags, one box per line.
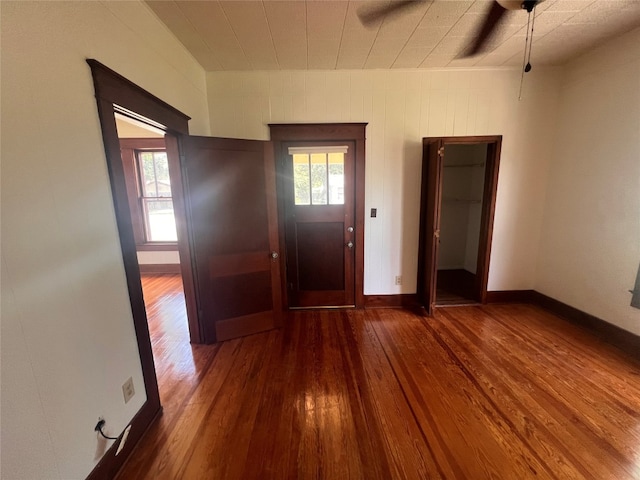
<box><xmin>364</xmin><ymin>294</ymin><xmax>419</xmax><ymax>309</ymax></box>
<box><xmin>530</xmin><ymin>291</ymin><xmax>640</xmax><ymax>362</ymax></box>
<box><xmin>365</xmin><ymin>291</ymin><xmax>533</xmax><ymax>308</ymax></box>
<box><xmin>485</xmin><ymin>290</ymin><xmax>535</xmax><ymax>303</ymax></box>
<box><xmin>138</xmin><ymin>263</ymin><xmax>181</xmax><ymax>274</ymax></box>
<box><xmin>87</xmin><ymin>401</ymin><xmax>162</xmax><ymax>480</ymax></box>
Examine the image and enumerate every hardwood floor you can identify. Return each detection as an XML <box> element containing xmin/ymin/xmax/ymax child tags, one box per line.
<box><xmin>118</xmin><ymin>274</ymin><xmax>640</xmax><ymax>479</ymax></box>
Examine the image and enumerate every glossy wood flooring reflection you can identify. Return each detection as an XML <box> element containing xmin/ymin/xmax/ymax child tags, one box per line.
<box><xmin>118</xmin><ymin>274</ymin><xmax>640</xmax><ymax>479</ymax></box>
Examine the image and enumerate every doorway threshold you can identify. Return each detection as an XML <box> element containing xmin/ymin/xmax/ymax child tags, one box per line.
<box><xmin>434</xmin><ymin>301</ymin><xmax>480</xmax><ymax>308</ymax></box>
<box><xmin>289</xmin><ymin>305</ymin><xmax>356</xmax><ymax>310</ymax></box>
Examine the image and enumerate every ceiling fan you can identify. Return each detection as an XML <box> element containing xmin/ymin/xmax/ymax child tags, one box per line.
<box><xmin>358</xmin><ymin>0</ymin><xmax>545</xmax><ymax>59</ymax></box>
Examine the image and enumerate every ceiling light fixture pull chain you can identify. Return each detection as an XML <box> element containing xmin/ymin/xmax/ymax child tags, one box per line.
<box><xmin>518</xmin><ymin>5</ymin><xmax>537</xmax><ymax>100</ymax></box>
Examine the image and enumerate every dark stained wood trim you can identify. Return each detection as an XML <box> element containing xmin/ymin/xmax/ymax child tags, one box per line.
<box><xmin>269</xmin><ymin>123</ymin><xmax>367</xmax><ymax>309</ymax></box>
<box><xmin>530</xmin><ymin>291</ymin><xmax>640</xmax><ymax>362</ymax></box>
<box><xmin>86</xmin><ymin>402</ymin><xmax>162</xmax><ymax>480</ymax></box>
<box><xmin>269</xmin><ymin>123</ymin><xmax>367</xmax><ymax>142</ymax></box>
<box><xmin>435</xmin><ymin>135</ymin><xmax>502</xmax><ymax>144</ymax></box>
<box><xmin>485</xmin><ymin>290</ymin><xmax>535</xmax><ymax>304</ymax></box>
<box><xmin>87</xmin><ymin>60</ymin><xmax>190</xmax><ymax>134</ymax></box>
<box><xmin>118</xmin><ymin>138</ymin><xmax>166</xmax><ymax>149</ymax></box>
<box><xmin>354</xmin><ymin>128</ymin><xmax>366</xmax><ymax>309</ymax></box>
<box><xmin>264</xmin><ymin>141</ymin><xmax>284</xmax><ymax>328</ymax></box>
<box><xmin>139</xmin><ymin>263</ymin><xmax>181</xmax><ymax>274</ymax></box>
<box><xmin>364</xmin><ymin>294</ymin><xmax>419</xmax><ymax>309</ymax></box>
<box><xmin>87</xmin><ymin>59</ymin><xmax>197</xmax><ymax>479</ymax></box>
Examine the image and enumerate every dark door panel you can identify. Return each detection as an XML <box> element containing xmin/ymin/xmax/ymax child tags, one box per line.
<box><xmin>182</xmin><ymin>137</ymin><xmax>282</xmax><ymax>342</ymax></box>
<box><xmin>284</xmin><ymin>142</ymin><xmax>355</xmax><ymax>307</ymax></box>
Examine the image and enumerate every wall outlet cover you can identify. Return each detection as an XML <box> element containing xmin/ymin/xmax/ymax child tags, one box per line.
<box><xmin>122</xmin><ymin>377</ymin><xmax>135</xmax><ymax>404</ymax></box>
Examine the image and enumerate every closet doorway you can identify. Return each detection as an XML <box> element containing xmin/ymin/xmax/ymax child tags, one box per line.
<box><xmin>417</xmin><ymin>136</ymin><xmax>502</xmax><ymax>315</ymax></box>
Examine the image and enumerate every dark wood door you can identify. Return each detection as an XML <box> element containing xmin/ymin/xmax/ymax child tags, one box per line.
<box><xmin>417</xmin><ymin>139</ymin><xmax>444</xmax><ymax>315</ymax></box>
<box><xmin>182</xmin><ymin>136</ymin><xmax>282</xmax><ymax>342</ymax></box>
<box><xmin>283</xmin><ymin>142</ymin><xmax>355</xmax><ymax>307</ymax></box>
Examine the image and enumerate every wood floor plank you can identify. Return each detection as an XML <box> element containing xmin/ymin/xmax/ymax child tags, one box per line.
<box><xmin>370</xmin><ymin>309</ymin><xmax>555</xmax><ymax>480</ymax></box>
<box><xmin>116</xmin><ymin>275</ymin><xmax>640</xmax><ymax>479</ymax></box>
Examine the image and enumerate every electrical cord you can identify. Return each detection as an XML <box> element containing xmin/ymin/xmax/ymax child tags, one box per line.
<box><xmin>95</xmin><ymin>419</ymin><xmax>119</xmax><ymax>441</ymax></box>
<box><xmin>518</xmin><ymin>5</ymin><xmax>537</xmax><ymax>100</ymax></box>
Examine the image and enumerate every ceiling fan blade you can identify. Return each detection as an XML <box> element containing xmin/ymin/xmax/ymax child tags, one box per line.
<box><xmin>460</xmin><ymin>1</ymin><xmax>508</xmax><ymax>57</ymax></box>
<box><xmin>358</xmin><ymin>1</ymin><xmax>421</xmax><ymax>27</ymax></box>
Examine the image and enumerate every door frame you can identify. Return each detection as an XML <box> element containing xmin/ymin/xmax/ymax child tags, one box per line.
<box><xmin>86</xmin><ymin>59</ymin><xmax>201</xmax><ymax>478</ymax></box>
<box><xmin>417</xmin><ymin>135</ymin><xmax>502</xmax><ymax>313</ymax></box>
<box><xmin>269</xmin><ymin>123</ymin><xmax>367</xmax><ymax>309</ymax></box>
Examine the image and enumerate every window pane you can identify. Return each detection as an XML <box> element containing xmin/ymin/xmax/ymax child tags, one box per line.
<box><xmin>328</xmin><ymin>152</ymin><xmax>344</xmax><ymax>205</ymax></box>
<box><xmin>310</xmin><ymin>153</ymin><xmax>327</xmax><ymax>205</ymax></box>
<box><xmin>144</xmin><ymin>199</ymin><xmax>178</xmax><ymax>242</ymax></box>
<box><xmin>293</xmin><ymin>154</ymin><xmax>310</xmax><ymax>205</ymax></box>
<box><xmin>153</xmin><ymin>152</ymin><xmax>171</xmax><ymax>197</ymax></box>
<box><xmin>140</xmin><ymin>152</ymin><xmax>157</xmax><ymax>197</ymax></box>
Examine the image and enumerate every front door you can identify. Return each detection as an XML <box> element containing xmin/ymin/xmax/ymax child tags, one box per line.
<box><xmin>283</xmin><ymin>142</ymin><xmax>356</xmax><ymax>307</ymax></box>
<box><xmin>182</xmin><ymin>136</ymin><xmax>282</xmax><ymax>342</ymax></box>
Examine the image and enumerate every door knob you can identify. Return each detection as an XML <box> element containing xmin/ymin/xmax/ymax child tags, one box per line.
<box><xmin>346</xmin><ymin>241</ymin><xmax>354</xmax><ymax>249</ymax></box>
<box><xmin>271</xmin><ymin>251</ymin><xmax>279</xmax><ymax>259</ymax></box>
<box><xmin>347</xmin><ymin>226</ymin><xmax>354</xmax><ymax>233</ymax></box>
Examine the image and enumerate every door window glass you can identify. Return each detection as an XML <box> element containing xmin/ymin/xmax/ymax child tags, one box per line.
<box><xmin>292</xmin><ymin>150</ymin><xmax>345</xmax><ymax>206</ymax></box>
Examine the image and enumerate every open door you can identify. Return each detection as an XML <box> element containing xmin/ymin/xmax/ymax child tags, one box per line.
<box><xmin>181</xmin><ymin>136</ymin><xmax>282</xmax><ymax>343</ymax></box>
<box><xmin>417</xmin><ymin>138</ymin><xmax>444</xmax><ymax>315</ymax></box>
<box><xmin>417</xmin><ymin>136</ymin><xmax>501</xmax><ymax>313</ymax></box>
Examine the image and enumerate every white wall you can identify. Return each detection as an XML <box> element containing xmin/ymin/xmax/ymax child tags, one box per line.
<box><xmin>137</xmin><ymin>250</ymin><xmax>181</xmax><ymax>265</ymax></box>
<box><xmin>1</xmin><ymin>2</ymin><xmax>209</xmax><ymax>479</ymax></box>
<box><xmin>207</xmin><ymin>67</ymin><xmax>561</xmax><ymax>294</ymax></box>
<box><xmin>536</xmin><ymin>28</ymin><xmax>640</xmax><ymax>335</ymax></box>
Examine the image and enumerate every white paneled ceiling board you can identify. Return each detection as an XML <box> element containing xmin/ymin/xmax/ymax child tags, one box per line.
<box><xmin>307</xmin><ymin>1</ymin><xmax>349</xmax><ymax>68</ymax></box>
<box><xmin>145</xmin><ymin>0</ymin><xmax>640</xmax><ymax>70</ymax></box>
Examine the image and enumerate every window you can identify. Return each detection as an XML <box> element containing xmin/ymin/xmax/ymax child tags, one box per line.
<box><xmin>289</xmin><ymin>146</ymin><xmax>346</xmax><ymax>206</ymax></box>
<box><xmin>136</xmin><ymin>150</ymin><xmax>178</xmax><ymax>242</ymax></box>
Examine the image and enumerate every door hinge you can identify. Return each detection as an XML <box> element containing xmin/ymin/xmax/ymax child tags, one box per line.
<box><xmin>434</xmin><ymin>229</ymin><xmax>440</xmax><ymax>239</ymax></box>
<box><xmin>438</xmin><ymin>147</ymin><xmax>445</xmax><ymax>157</ymax></box>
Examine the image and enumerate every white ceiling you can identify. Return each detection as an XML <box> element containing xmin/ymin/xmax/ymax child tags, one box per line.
<box><xmin>146</xmin><ymin>0</ymin><xmax>640</xmax><ymax>70</ymax></box>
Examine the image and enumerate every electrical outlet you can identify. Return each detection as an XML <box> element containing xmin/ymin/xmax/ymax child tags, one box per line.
<box><xmin>122</xmin><ymin>377</ymin><xmax>135</xmax><ymax>404</ymax></box>
<box><xmin>116</xmin><ymin>425</ymin><xmax>132</xmax><ymax>456</ymax></box>
<box><xmin>395</xmin><ymin>275</ymin><xmax>402</xmax><ymax>285</ymax></box>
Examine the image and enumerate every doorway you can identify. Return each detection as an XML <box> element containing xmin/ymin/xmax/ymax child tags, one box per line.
<box><xmin>282</xmin><ymin>142</ymin><xmax>355</xmax><ymax>307</ymax></box>
<box><xmin>270</xmin><ymin>123</ymin><xmax>367</xmax><ymax>309</ymax></box>
<box><xmin>417</xmin><ymin>136</ymin><xmax>502</xmax><ymax>315</ymax></box>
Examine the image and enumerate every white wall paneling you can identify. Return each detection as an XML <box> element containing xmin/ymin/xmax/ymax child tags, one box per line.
<box><xmin>536</xmin><ymin>28</ymin><xmax>640</xmax><ymax>335</ymax></box>
<box><xmin>207</xmin><ymin>67</ymin><xmax>561</xmax><ymax>294</ymax></box>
